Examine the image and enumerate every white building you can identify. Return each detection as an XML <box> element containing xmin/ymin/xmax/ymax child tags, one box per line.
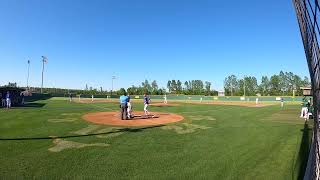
<box><xmin>218</xmin><ymin>90</ymin><xmax>225</xmax><ymax>97</ymax></box>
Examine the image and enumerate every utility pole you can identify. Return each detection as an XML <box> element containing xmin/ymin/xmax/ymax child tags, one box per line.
<box><xmin>41</xmin><ymin>56</ymin><xmax>48</xmax><ymax>93</ymax></box>
<box><xmin>230</xmin><ymin>81</ymin><xmax>233</xmax><ymax>96</ymax></box>
<box><xmin>111</xmin><ymin>75</ymin><xmax>116</xmax><ymax>96</ymax></box>
<box><xmin>27</xmin><ymin>60</ymin><xmax>30</xmax><ymax>90</ymax></box>
<box><xmin>243</xmin><ymin>76</ymin><xmax>246</xmax><ymax>97</ymax></box>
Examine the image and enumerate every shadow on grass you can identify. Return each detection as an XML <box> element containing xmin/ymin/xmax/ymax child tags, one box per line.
<box><xmin>293</xmin><ymin>121</ymin><xmax>313</xmax><ymax>180</ymax></box>
<box><xmin>16</xmin><ymin>103</ymin><xmax>46</xmax><ymax>108</ymax></box>
<box><xmin>24</xmin><ymin>93</ymin><xmax>52</xmax><ymax>102</ymax></box>
<box><xmin>0</xmin><ymin>125</ymin><xmax>163</xmax><ymax>141</ymax></box>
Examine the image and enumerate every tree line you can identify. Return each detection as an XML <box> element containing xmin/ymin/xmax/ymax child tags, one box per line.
<box><xmin>6</xmin><ymin>70</ymin><xmax>310</xmax><ymax>97</ymax></box>
<box><xmin>167</xmin><ymin>80</ymin><xmax>216</xmax><ymax>95</ymax></box>
<box><xmin>120</xmin><ymin>79</ymin><xmax>217</xmax><ymax>96</ymax></box>
<box><xmin>121</xmin><ymin>80</ymin><xmax>166</xmax><ymax>95</ymax></box>
<box><xmin>224</xmin><ymin>71</ymin><xmax>310</xmax><ymax>96</ymax></box>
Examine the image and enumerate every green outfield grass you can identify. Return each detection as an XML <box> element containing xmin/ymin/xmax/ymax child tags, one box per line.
<box><xmin>0</xmin><ymin>98</ymin><xmax>312</xmax><ymax>179</ymax></box>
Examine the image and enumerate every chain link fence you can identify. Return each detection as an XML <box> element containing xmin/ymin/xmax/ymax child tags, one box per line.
<box><xmin>293</xmin><ymin>0</ymin><xmax>320</xmax><ymax>179</ymax></box>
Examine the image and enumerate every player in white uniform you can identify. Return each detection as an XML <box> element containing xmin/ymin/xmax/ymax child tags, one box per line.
<box><xmin>144</xmin><ymin>94</ymin><xmax>150</xmax><ymax>115</ymax></box>
<box><xmin>127</xmin><ymin>94</ymin><xmax>132</xmax><ymax>119</ymax></box>
<box><xmin>6</xmin><ymin>91</ymin><xmax>11</xmax><ymax>109</ymax></box>
<box><xmin>164</xmin><ymin>94</ymin><xmax>167</xmax><ymax>104</ymax></box>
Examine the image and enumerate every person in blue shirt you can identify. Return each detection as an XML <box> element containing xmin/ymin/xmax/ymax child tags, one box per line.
<box><xmin>119</xmin><ymin>92</ymin><xmax>129</xmax><ymax>120</ymax></box>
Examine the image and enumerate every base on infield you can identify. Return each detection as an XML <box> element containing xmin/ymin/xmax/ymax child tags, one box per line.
<box><xmin>82</xmin><ymin>111</ymin><xmax>184</xmax><ymax>126</ymax></box>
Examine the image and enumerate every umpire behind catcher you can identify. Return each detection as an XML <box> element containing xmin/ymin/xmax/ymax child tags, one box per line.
<box><xmin>119</xmin><ymin>92</ymin><xmax>129</xmax><ymax>120</ymax></box>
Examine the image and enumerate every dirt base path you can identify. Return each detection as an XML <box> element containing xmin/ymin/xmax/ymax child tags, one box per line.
<box><xmin>82</xmin><ymin>111</ymin><xmax>184</xmax><ymax>127</ymax></box>
<box><xmin>149</xmin><ymin>103</ymin><xmax>180</xmax><ymax>107</ymax></box>
<box><xmin>189</xmin><ymin>101</ymin><xmax>274</xmax><ymax>107</ymax></box>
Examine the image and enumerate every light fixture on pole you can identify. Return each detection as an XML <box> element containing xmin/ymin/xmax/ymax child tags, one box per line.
<box><xmin>41</xmin><ymin>56</ymin><xmax>48</xmax><ymax>93</ymax></box>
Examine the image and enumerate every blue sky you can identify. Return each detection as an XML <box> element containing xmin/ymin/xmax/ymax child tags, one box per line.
<box><xmin>0</xmin><ymin>0</ymin><xmax>308</xmax><ymax>91</ymax></box>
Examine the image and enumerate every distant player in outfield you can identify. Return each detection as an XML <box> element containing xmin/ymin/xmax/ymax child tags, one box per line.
<box><xmin>280</xmin><ymin>97</ymin><xmax>284</xmax><ymax>108</ymax></box>
<box><xmin>307</xmin><ymin>98</ymin><xmax>313</xmax><ymax>120</ymax></box>
<box><xmin>91</xmin><ymin>95</ymin><xmax>94</xmax><ymax>102</ymax></box>
<box><xmin>6</xmin><ymin>91</ymin><xmax>11</xmax><ymax>109</ymax></box>
<box><xmin>127</xmin><ymin>94</ymin><xmax>132</xmax><ymax>119</ymax></box>
<box><xmin>255</xmin><ymin>98</ymin><xmax>259</xmax><ymax>105</ymax></box>
<box><xmin>164</xmin><ymin>94</ymin><xmax>167</xmax><ymax>104</ymax></box>
<box><xmin>144</xmin><ymin>94</ymin><xmax>150</xmax><ymax>115</ymax></box>
<box><xmin>1</xmin><ymin>93</ymin><xmax>5</xmax><ymax>107</ymax></box>
<box><xmin>0</xmin><ymin>93</ymin><xmax>3</xmax><ymax>107</ymax></box>
<box><xmin>21</xmin><ymin>92</ymin><xmax>25</xmax><ymax>105</ymax></box>
<box><xmin>69</xmin><ymin>93</ymin><xmax>73</xmax><ymax>102</ymax></box>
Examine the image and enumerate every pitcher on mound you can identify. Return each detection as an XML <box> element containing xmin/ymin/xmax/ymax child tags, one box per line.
<box><xmin>143</xmin><ymin>94</ymin><xmax>150</xmax><ymax>115</ymax></box>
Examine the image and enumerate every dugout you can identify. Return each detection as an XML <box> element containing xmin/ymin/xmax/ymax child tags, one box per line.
<box><xmin>300</xmin><ymin>87</ymin><xmax>312</xmax><ymax>96</ymax></box>
<box><xmin>0</xmin><ymin>87</ymin><xmax>26</xmax><ymax>106</ymax></box>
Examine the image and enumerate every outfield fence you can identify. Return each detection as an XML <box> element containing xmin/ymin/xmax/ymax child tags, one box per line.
<box><xmin>28</xmin><ymin>93</ymin><xmax>306</xmax><ymax>102</ymax></box>
<box><xmin>293</xmin><ymin>0</ymin><xmax>320</xmax><ymax>179</ymax></box>
<box><xmin>134</xmin><ymin>95</ymin><xmax>305</xmax><ymax>102</ymax></box>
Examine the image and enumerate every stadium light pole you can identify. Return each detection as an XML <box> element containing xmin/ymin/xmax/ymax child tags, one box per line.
<box><xmin>27</xmin><ymin>59</ymin><xmax>30</xmax><ymax>90</ymax></box>
<box><xmin>243</xmin><ymin>76</ymin><xmax>246</xmax><ymax>97</ymax></box>
<box><xmin>111</xmin><ymin>75</ymin><xmax>116</xmax><ymax>96</ymax></box>
<box><xmin>41</xmin><ymin>56</ymin><xmax>48</xmax><ymax>93</ymax></box>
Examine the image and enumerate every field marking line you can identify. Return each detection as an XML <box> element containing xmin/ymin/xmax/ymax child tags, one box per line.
<box><xmin>48</xmin><ymin>138</ymin><xmax>109</xmax><ymax>152</ymax></box>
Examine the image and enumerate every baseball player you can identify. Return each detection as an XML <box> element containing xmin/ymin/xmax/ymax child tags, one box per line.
<box><xmin>300</xmin><ymin>97</ymin><xmax>309</xmax><ymax>118</ymax></box>
<box><xmin>164</xmin><ymin>94</ymin><xmax>167</xmax><ymax>104</ymax></box>
<box><xmin>69</xmin><ymin>93</ymin><xmax>73</xmax><ymax>102</ymax></box>
<box><xmin>143</xmin><ymin>94</ymin><xmax>150</xmax><ymax>115</ymax></box>
<box><xmin>1</xmin><ymin>92</ymin><xmax>5</xmax><ymax>107</ymax></box>
<box><xmin>6</xmin><ymin>91</ymin><xmax>11</xmax><ymax>109</ymax></box>
<box><xmin>127</xmin><ymin>94</ymin><xmax>133</xmax><ymax>119</ymax></box>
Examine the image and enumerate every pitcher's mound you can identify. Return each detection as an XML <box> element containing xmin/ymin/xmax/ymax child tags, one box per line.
<box><xmin>82</xmin><ymin>111</ymin><xmax>184</xmax><ymax>127</ymax></box>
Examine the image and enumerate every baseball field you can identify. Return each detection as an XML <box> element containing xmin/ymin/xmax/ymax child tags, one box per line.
<box><xmin>0</xmin><ymin>98</ymin><xmax>312</xmax><ymax>179</ymax></box>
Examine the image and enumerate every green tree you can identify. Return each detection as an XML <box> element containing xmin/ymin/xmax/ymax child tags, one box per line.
<box><xmin>303</xmin><ymin>76</ymin><xmax>311</xmax><ymax>87</ymax></box>
<box><xmin>142</xmin><ymin>80</ymin><xmax>152</xmax><ymax>93</ymax></box>
<box><xmin>167</xmin><ymin>80</ymin><xmax>171</xmax><ymax>93</ymax></box>
<box><xmin>224</xmin><ymin>75</ymin><xmax>238</xmax><ymax>96</ymax></box>
<box><xmin>270</xmin><ymin>75</ymin><xmax>280</xmax><ymax>95</ymax></box>
<box><xmin>171</xmin><ymin>80</ymin><xmax>177</xmax><ymax>93</ymax></box>
<box><xmin>259</xmin><ymin>76</ymin><xmax>270</xmax><ymax>95</ymax></box>
<box><xmin>151</xmin><ymin>80</ymin><xmax>158</xmax><ymax>94</ymax></box>
<box><xmin>205</xmin><ymin>81</ymin><xmax>211</xmax><ymax>96</ymax></box>
<box><xmin>118</xmin><ymin>88</ymin><xmax>126</xmax><ymax>95</ymax></box>
<box><xmin>279</xmin><ymin>71</ymin><xmax>287</xmax><ymax>95</ymax></box>
<box><xmin>184</xmin><ymin>81</ymin><xmax>189</xmax><ymax>90</ymax></box>
<box><xmin>177</xmin><ymin>80</ymin><xmax>182</xmax><ymax>93</ymax></box>
<box><xmin>245</xmin><ymin>76</ymin><xmax>258</xmax><ymax>96</ymax></box>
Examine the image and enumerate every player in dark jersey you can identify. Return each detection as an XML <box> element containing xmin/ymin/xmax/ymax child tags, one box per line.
<box><xmin>143</xmin><ymin>94</ymin><xmax>150</xmax><ymax>115</ymax></box>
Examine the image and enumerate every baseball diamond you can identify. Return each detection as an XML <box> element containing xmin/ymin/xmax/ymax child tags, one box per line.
<box><xmin>0</xmin><ymin>1</ymin><xmax>316</xmax><ymax>179</ymax></box>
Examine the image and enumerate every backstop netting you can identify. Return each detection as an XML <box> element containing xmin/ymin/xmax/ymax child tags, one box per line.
<box><xmin>293</xmin><ymin>0</ymin><xmax>320</xmax><ymax>179</ymax></box>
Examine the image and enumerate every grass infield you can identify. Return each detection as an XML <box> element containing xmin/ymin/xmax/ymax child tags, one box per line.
<box><xmin>0</xmin><ymin>98</ymin><xmax>312</xmax><ymax>179</ymax></box>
